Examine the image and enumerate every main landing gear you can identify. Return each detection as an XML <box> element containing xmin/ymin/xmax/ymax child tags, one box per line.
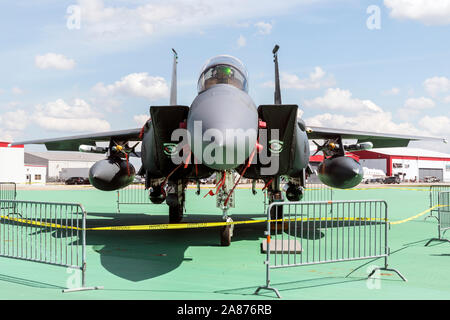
<box><xmin>166</xmin><ymin>180</ymin><xmax>186</xmax><ymax>224</ymax></box>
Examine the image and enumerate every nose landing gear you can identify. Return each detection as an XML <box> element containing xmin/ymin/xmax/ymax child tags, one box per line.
<box><xmin>216</xmin><ymin>171</ymin><xmax>235</xmax><ymax>246</ymax></box>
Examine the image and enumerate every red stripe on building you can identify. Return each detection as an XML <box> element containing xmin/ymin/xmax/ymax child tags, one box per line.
<box><xmin>0</xmin><ymin>142</ymin><xmax>24</xmax><ymax>148</ymax></box>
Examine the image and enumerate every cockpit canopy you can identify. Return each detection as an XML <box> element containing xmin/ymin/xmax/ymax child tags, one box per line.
<box><xmin>197</xmin><ymin>55</ymin><xmax>248</xmax><ymax>93</ymax></box>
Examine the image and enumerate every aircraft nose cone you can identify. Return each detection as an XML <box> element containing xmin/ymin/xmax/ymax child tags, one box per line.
<box><xmin>187</xmin><ymin>84</ymin><xmax>258</xmax><ymax>170</ymax></box>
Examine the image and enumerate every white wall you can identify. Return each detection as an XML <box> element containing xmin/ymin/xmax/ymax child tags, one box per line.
<box><xmin>359</xmin><ymin>159</ymin><xmax>387</xmax><ymax>173</ymax></box>
<box><xmin>392</xmin><ymin>159</ymin><xmax>418</xmax><ymax>181</ymax></box>
<box><xmin>391</xmin><ymin>158</ymin><xmax>450</xmax><ymax>182</ymax></box>
<box><xmin>48</xmin><ymin>161</ymin><xmax>97</xmax><ymax>179</ymax></box>
<box><xmin>24</xmin><ymin>166</ymin><xmax>47</xmax><ymax>184</ymax></box>
<box><xmin>0</xmin><ymin>147</ymin><xmax>25</xmax><ymax>183</ymax></box>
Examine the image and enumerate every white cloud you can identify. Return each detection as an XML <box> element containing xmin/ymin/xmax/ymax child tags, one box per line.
<box><xmin>397</xmin><ymin>97</ymin><xmax>435</xmax><ymax>121</ymax></box>
<box><xmin>423</xmin><ymin>76</ymin><xmax>450</xmax><ymax>97</ymax></box>
<box><xmin>419</xmin><ymin>116</ymin><xmax>450</xmax><ymax>137</ymax></box>
<box><xmin>0</xmin><ymin>109</ymin><xmax>29</xmax><ymax>142</ymax></box>
<box><xmin>382</xmin><ymin>87</ymin><xmax>400</xmax><ymax>96</ymax></box>
<box><xmin>0</xmin><ymin>110</ymin><xmax>29</xmax><ymax>131</ymax></box>
<box><xmin>35</xmin><ymin>115</ymin><xmax>111</xmax><ymax>132</ymax></box>
<box><xmin>305</xmin><ymin>111</ymin><xmax>426</xmax><ymax>137</ymax></box>
<box><xmin>93</xmin><ymin>73</ymin><xmax>169</xmax><ymax>101</ymax></box>
<box><xmin>134</xmin><ymin>114</ymin><xmax>150</xmax><ymax>127</ymax></box>
<box><xmin>303</xmin><ymin>88</ymin><xmax>383</xmax><ymax>113</ymax></box>
<box><xmin>445</xmin><ymin>96</ymin><xmax>450</xmax><ymax>103</ymax></box>
<box><xmin>412</xmin><ymin>115</ymin><xmax>450</xmax><ymax>152</ymax></box>
<box><xmin>76</xmin><ymin>0</ymin><xmax>310</xmax><ymax>39</ymax></box>
<box><xmin>33</xmin><ymin>99</ymin><xmax>110</xmax><ymax>132</ymax></box>
<box><xmin>35</xmin><ymin>53</ymin><xmax>76</xmax><ymax>70</ymax></box>
<box><xmin>403</xmin><ymin>97</ymin><xmax>435</xmax><ymax>110</ymax></box>
<box><xmin>384</xmin><ymin>0</ymin><xmax>450</xmax><ymax>25</ymax></box>
<box><xmin>302</xmin><ymin>87</ymin><xmax>449</xmax><ymax>151</ymax></box>
<box><xmin>34</xmin><ymin>116</ymin><xmax>110</xmax><ymax>132</ymax></box>
<box><xmin>237</xmin><ymin>34</ymin><xmax>246</xmax><ymax>48</ymax></box>
<box><xmin>254</xmin><ymin>21</ymin><xmax>272</xmax><ymax>35</ymax></box>
<box><xmin>263</xmin><ymin>67</ymin><xmax>335</xmax><ymax>90</ymax></box>
<box><xmin>11</xmin><ymin>87</ymin><xmax>23</xmax><ymax>95</ymax></box>
<box><xmin>34</xmin><ymin>98</ymin><xmax>100</xmax><ymax>119</ymax></box>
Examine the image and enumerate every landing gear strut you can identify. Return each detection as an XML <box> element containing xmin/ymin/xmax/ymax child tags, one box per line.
<box><xmin>216</xmin><ymin>171</ymin><xmax>235</xmax><ymax>246</ymax></box>
<box><xmin>166</xmin><ymin>180</ymin><xmax>186</xmax><ymax>223</ymax></box>
<box><xmin>268</xmin><ymin>177</ymin><xmax>284</xmax><ymax>220</ymax></box>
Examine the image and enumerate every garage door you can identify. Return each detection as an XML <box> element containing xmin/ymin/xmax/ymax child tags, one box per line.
<box><xmin>419</xmin><ymin>168</ymin><xmax>444</xmax><ymax>182</ymax></box>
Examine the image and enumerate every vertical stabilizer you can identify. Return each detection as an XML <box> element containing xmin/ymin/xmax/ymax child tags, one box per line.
<box><xmin>170</xmin><ymin>48</ymin><xmax>178</xmax><ymax>105</ymax></box>
<box><xmin>273</xmin><ymin>45</ymin><xmax>282</xmax><ymax>105</ymax></box>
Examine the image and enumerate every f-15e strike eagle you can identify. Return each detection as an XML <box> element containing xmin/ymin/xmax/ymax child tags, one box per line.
<box><xmin>11</xmin><ymin>46</ymin><xmax>445</xmax><ymax>245</ymax></box>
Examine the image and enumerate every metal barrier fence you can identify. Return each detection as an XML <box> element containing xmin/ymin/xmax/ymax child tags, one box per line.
<box><xmin>117</xmin><ymin>183</ymin><xmax>152</xmax><ymax>212</ymax></box>
<box><xmin>303</xmin><ymin>183</ymin><xmax>333</xmax><ymax>202</ymax></box>
<box><xmin>427</xmin><ymin>185</ymin><xmax>450</xmax><ymax>221</ymax></box>
<box><xmin>0</xmin><ymin>182</ymin><xmax>17</xmax><ymax>211</ymax></box>
<box><xmin>0</xmin><ymin>200</ymin><xmax>101</xmax><ymax>293</ymax></box>
<box><xmin>255</xmin><ymin>200</ymin><xmax>406</xmax><ymax>298</ymax></box>
<box><xmin>425</xmin><ymin>191</ymin><xmax>450</xmax><ymax>246</ymax></box>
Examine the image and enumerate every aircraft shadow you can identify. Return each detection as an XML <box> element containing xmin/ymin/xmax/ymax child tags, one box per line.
<box><xmin>0</xmin><ymin>211</ymin><xmax>389</xmax><ymax>283</ymax></box>
<box><xmin>82</xmin><ymin>212</ymin><xmax>268</xmax><ymax>282</ymax></box>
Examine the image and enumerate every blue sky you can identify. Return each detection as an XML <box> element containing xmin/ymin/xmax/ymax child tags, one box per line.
<box><xmin>0</xmin><ymin>0</ymin><xmax>449</xmax><ymax>152</ymax></box>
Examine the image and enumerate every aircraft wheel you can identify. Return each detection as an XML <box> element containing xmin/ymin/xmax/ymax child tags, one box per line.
<box><xmin>220</xmin><ymin>225</ymin><xmax>232</xmax><ymax>246</ymax></box>
<box><xmin>270</xmin><ymin>205</ymin><xmax>283</xmax><ymax>221</ymax></box>
<box><xmin>169</xmin><ymin>203</ymin><xmax>184</xmax><ymax>223</ymax></box>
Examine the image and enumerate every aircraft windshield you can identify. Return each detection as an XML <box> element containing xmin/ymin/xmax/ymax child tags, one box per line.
<box><xmin>198</xmin><ymin>55</ymin><xmax>248</xmax><ymax>93</ymax></box>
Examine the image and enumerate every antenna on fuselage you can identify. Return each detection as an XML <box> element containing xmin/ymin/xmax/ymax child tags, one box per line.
<box><xmin>170</xmin><ymin>48</ymin><xmax>178</xmax><ymax>105</ymax></box>
<box><xmin>273</xmin><ymin>45</ymin><xmax>281</xmax><ymax>105</ymax></box>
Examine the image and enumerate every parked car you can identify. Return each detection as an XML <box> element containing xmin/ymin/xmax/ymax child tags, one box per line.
<box><xmin>65</xmin><ymin>177</ymin><xmax>89</xmax><ymax>185</ymax></box>
<box><xmin>383</xmin><ymin>176</ymin><xmax>401</xmax><ymax>184</ymax></box>
<box><xmin>424</xmin><ymin>176</ymin><xmax>440</xmax><ymax>183</ymax></box>
<box><xmin>364</xmin><ymin>178</ymin><xmax>384</xmax><ymax>184</ymax></box>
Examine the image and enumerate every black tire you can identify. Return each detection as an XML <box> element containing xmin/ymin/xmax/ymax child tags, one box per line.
<box><xmin>220</xmin><ymin>225</ymin><xmax>231</xmax><ymax>246</ymax></box>
<box><xmin>169</xmin><ymin>204</ymin><xmax>183</xmax><ymax>223</ymax></box>
<box><xmin>270</xmin><ymin>205</ymin><xmax>283</xmax><ymax>221</ymax></box>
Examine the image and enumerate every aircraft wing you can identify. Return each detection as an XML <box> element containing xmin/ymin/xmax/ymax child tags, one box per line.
<box><xmin>305</xmin><ymin>125</ymin><xmax>447</xmax><ymax>148</ymax></box>
<box><xmin>9</xmin><ymin>128</ymin><xmax>142</xmax><ymax>151</ymax></box>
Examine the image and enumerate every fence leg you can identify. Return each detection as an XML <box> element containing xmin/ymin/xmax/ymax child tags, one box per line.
<box><xmin>425</xmin><ymin>238</ymin><xmax>450</xmax><ymax>246</ymax></box>
<box><xmin>255</xmin><ymin>222</ymin><xmax>282</xmax><ymax>299</ymax></box>
<box><xmin>367</xmin><ymin>257</ymin><xmax>407</xmax><ymax>282</ymax></box>
<box><xmin>255</xmin><ymin>260</ymin><xmax>281</xmax><ymax>299</ymax></box>
<box><xmin>254</xmin><ymin>285</ymin><xmax>282</xmax><ymax>299</ymax></box>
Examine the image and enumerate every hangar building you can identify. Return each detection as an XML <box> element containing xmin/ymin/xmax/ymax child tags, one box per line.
<box><xmin>352</xmin><ymin>148</ymin><xmax>450</xmax><ymax>183</ymax></box>
<box><xmin>24</xmin><ymin>152</ymin><xmax>106</xmax><ymax>181</ymax></box>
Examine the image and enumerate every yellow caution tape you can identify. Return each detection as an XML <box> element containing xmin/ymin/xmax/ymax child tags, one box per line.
<box><xmin>0</xmin><ymin>215</ymin><xmax>387</xmax><ymax>231</ymax></box>
<box><xmin>0</xmin><ymin>216</ymin><xmax>79</xmax><ymax>230</ymax></box>
<box><xmin>336</xmin><ymin>187</ymin><xmax>429</xmax><ymax>192</ymax></box>
<box><xmin>1</xmin><ymin>205</ymin><xmax>447</xmax><ymax>231</ymax></box>
<box><xmin>389</xmin><ymin>205</ymin><xmax>439</xmax><ymax>225</ymax></box>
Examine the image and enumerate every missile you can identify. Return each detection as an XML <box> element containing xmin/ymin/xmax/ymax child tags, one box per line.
<box><xmin>344</xmin><ymin>142</ymin><xmax>373</xmax><ymax>152</ymax></box>
<box><xmin>79</xmin><ymin>145</ymin><xmax>108</xmax><ymax>154</ymax></box>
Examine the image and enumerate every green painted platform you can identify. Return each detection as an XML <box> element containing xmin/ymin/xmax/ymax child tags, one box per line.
<box><xmin>0</xmin><ymin>186</ymin><xmax>449</xmax><ymax>300</ymax></box>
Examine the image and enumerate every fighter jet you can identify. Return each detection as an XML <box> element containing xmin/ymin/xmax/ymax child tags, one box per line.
<box><xmin>11</xmin><ymin>46</ymin><xmax>446</xmax><ymax>246</ymax></box>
